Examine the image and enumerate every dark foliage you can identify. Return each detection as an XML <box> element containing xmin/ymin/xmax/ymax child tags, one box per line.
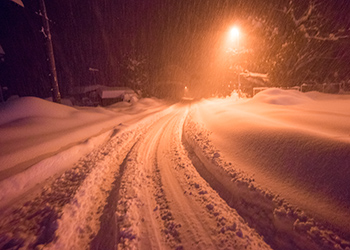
<box><xmin>0</xmin><ymin>0</ymin><xmax>349</xmax><ymax>99</ymax></box>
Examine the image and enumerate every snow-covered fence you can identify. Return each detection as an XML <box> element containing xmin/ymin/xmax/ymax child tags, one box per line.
<box><xmin>253</xmin><ymin>86</ymin><xmax>300</xmax><ymax>96</ymax></box>
<box><xmin>301</xmin><ymin>83</ymin><xmax>343</xmax><ymax>94</ymax></box>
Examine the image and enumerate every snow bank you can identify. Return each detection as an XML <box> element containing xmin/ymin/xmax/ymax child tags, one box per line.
<box><xmin>250</xmin><ymin>88</ymin><xmax>312</xmax><ymax>105</ymax></box>
<box><xmin>0</xmin><ymin>97</ymin><xmax>167</xmax><ymax>173</ymax></box>
<box><xmin>0</xmin><ymin>96</ymin><xmax>169</xmax><ymax>208</ymax></box>
<box><xmin>0</xmin><ymin>131</ymin><xmax>111</xmax><ymax>208</ymax></box>
<box><xmin>187</xmin><ymin>90</ymin><xmax>350</xmax><ymax>248</ymax></box>
<box><xmin>0</xmin><ymin>97</ymin><xmax>77</xmax><ymax>126</ymax></box>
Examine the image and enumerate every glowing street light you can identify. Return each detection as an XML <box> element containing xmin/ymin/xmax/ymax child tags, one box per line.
<box><xmin>229</xmin><ymin>26</ymin><xmax>240</xmax><ymax>41</ymax></box>
<box><xmin>228</xmin><ymin>26</ymin><xmax>241</xmax><ymax>94</ymax></box>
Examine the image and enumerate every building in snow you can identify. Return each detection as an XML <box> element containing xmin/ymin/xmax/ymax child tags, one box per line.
<box><xmin>71</xmin><ymin>85</ymin><xmax>137</xmax><ymax>106</ymax></box>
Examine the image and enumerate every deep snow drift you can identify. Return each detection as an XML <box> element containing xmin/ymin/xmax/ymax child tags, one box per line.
<box><xmin>0</xmin><ymin>97</ymin><xmax>169</xmax><ymax>208</ymax></box>
<box><xmin>190</xmin><ymin>89</ymin><xmax>350</xmax><ymax>233</ymax></box>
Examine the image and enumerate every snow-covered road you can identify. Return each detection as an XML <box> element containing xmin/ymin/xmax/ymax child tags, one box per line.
<box><xmin>1</xmin><ymin>91</ymin><xmax>350</xmax><ymax>250</ymax></box>
<box><xmin>0</xmin><ymin>103</ymin><xmax>269</xmax><ymax>250</ymax></box>
<box><xmin>105</xmin><ymin>106</ymin><xmax>269</xmax><ymax>250</ymax></box>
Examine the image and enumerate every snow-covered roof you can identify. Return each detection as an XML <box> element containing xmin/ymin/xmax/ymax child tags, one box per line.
<box><xmin>72</xmin><ymin>85</ymin><xmax>105</xmax><ymax>95</ymax></box>
<box><xmin>72</xmin><ymin>85</ymin><xmax>135</xmax><ymax>98</ymax></box>
<box><xmin>98</xmin><ymin>87</ymin><xmax>135</xmax><ymax>99</ymax></box>
<box><xmin>240</xmin><ymin>71</ymin><xmax>268</xmax><ymax>81</ymax></box>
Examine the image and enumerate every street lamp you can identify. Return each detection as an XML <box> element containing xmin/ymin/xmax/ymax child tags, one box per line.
<box><xmin>229</xmin><ymin>27</ymin><xmax>240</xmax><ymax>42</ymax></box>
<box><xmin>229</xmin><ymin>26</ymin><xmax>241</xmax><ymax>94</ymax></box>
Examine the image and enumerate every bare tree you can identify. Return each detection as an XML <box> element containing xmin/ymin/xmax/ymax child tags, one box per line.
<box><xmin>236</xmin><ymin>0</ymin><xmax>350</xmax><ymax>87</ymax></box>
<box><xmin>286</xmin><ymin>1</ymin><xmax>348</xmax><ymax>41</ymax></box>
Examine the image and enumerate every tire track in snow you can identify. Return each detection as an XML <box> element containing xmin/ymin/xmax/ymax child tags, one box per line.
<box><xmin>152</xmin><ymin>112</ymin><xmax>217</xmax><ymax>249</ymax></box>
<box><xmin>90</xmin><ymin>142</ymin><xmax>138</xmax><ymax>250</ymax></box>
<box><xmin>115</xmin><ymin>107</ymin><xmax>271</xmax><ymax>250</ymax></box>
<box><xmin>0</xmin><ymin>127</ymin><xmax>134</xmax><ymax>250</ymax></box>
<box><xmin>46</xmin><ymin>105</ymin><xmax>177</xmax><ymax>250</ymax></box>
<box><xmin>44</xmin><ymin>127</ymin><xmax>139</xmax><ymax>250</ymax></box>
<box><xmin>168</xmin><ymin>108</ymin><xmax>271</xmax><ymax>250</ymax></box>
<box><xmin>0</xmin><ymin>105</ymin><xmax>177</xmax><ymax>250</ymax></box>
<box><xmin>114</xmin><ymin>113</ymin><xmax>182</xmax><ymax>250</ymax></box>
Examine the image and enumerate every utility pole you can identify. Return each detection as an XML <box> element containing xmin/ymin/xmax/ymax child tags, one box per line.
<box><xmin>39</xmin><ymin>0</ymin><xmax>61</xmax><ymax>103</ymax></box>
<box><xmin>0</xmin><ymin>45</ymin><xmax>5</xmax><ymax>103</ymax></box>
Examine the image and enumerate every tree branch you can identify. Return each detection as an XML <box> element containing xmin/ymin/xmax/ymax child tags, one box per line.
<box><xmin>287</xmin><ymin>0</ymin><xmax>349</xmax><ymax>41</ymax></box>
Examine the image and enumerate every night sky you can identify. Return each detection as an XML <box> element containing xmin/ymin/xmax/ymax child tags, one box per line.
<box><xmin>0</xmin><ymin>0</ymin><xmax>349</xmax><ymax>98</ymax></box>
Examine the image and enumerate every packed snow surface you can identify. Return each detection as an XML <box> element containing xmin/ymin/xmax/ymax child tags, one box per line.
<box><xmin>0</xmin><ymin>89</ymin><xmax>350</xmax><ymax>250</ymax></box>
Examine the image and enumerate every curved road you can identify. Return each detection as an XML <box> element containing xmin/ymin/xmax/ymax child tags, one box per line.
<box><xmin>90</xmin><ymin>106</ymin><xmax>269</xmax><ymax>250</ymax></box>
<box><xmin>1</xmin><ymin>104</ymin><xmax>349</xmax><ymax>250</ymax></box>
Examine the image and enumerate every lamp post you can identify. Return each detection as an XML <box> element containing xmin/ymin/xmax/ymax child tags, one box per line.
<box><xmin>0</xmin><ymin>44</ymin><xmax>5</xmax><ymax>103</ymax></box>
<box><xmin>229</xmin><ymin>26</ymin><xmax>241</xmax><ymax>94</ymax></box>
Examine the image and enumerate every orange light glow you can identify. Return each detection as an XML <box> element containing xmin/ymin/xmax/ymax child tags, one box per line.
<box><xmin>229</xmin><ymin>27</ymin><xmax>240</xmax><ymax>40</ymax></box>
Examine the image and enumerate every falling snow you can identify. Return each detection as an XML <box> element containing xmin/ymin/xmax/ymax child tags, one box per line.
<box><xmin>0</xmin><ymin>89</ymin><xmax>350</xmax><ymax>249</ymax></box>
<box><xmin>1</xmin><ymin>0</ymin><xmax>350</xmax><ymax>249</ymax></box>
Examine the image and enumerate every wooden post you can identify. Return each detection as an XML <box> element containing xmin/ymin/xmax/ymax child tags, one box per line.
<box><xmin>39</xmin><ymin>0</ymin><xmax>61</xmax><ymax>103</ymax></box>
